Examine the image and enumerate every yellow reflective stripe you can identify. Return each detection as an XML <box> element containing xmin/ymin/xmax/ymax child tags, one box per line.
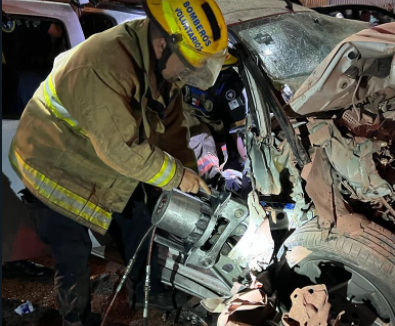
<box><xmin>147</xmin><ymin>153</ymin><xmax>177</xmax><ymax>187</ymax></box>
<box><xmin>80</xmin><ymin>202</ymin><xmax>112</xmax><ymax>230</ymax></box>
<box><xmin>10</xmin><ymin>149</ymin><xmax>45</xmax><ymax>191</ymax></box>
<box><xmin>157</xmin><ymin>158</ymin><xmax>176</xmax><ymax>187</ymax></box>
<box><xmin>10</xmin><ymin>150</ymin><xmax>111</xmax><ymax>230</ymax></box>
<box><xmin>147</xmin><ymin>154</ymin><xmax>169</xmax><ymax>185</ymax></box>
<box><xmin>47</xmin><ymin>74</ymin><xmax>60</xmax><ymax>103</ymax></box>
<box><xmin>43</xmin><ymin>77</ymin><xmax>72</xmax><ymax>123</ymax></box>
<box><xmin>43</xmin><ymin>75</ymin><xmax>87</xmax><ymax>137</ymax></box>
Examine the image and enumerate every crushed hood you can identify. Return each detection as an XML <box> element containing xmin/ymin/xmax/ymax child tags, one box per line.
<box><xmin>290</xmin><ymin>23</ymin><xmax>395</xmax><ymax>115</ymax></box>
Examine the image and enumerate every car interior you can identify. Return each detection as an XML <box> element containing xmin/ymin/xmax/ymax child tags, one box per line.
<box><xmin>2</xmin><ymin>14</ymin><xmax>68</xmax><ymax>118</ymax></box>
<box><xmin>2</xmin><ymin>11</ymin><xmax>118</xmax><ymax>119</ymax></box>
<box><xmin>80</xmin><ymin>12</ymin><xmax>116</xmax><ymax>39</ymax></box>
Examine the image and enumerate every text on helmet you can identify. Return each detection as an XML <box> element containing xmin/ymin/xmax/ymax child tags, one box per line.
<box><xmin>174</xmin><ymin>1</ymin><xmax>212</xmax><ymax>51</ymax></box>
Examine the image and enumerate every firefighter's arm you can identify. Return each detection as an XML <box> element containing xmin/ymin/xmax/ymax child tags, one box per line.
<box><xmin>56</xmin><ymin>66</ymin><xmax>183</xmax><ymax>190</ymax></box>
<box><xmin>157</xmin><ymin>93</ymin><xmax>198</xmax><ymax>171</ymax></box>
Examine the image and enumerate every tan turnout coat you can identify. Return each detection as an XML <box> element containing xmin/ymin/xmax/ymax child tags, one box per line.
<box><xmin>9</xmin><ymin>19</ymin><xmax>196</xmax><ymax>234</ymax></box>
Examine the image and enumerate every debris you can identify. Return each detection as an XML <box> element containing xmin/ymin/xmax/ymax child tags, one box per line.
<box><xmin>282</xmin><ymin>285</ymin><xmax>341</xmax><ymax>326</ymax></box>
<box><xmin>201</xmin><ymin>278</ymin><xmax>278</xmax><ymax>326</ymax></box>
<box><xmin>201</xmin><ymin>297</ymin><xmax>228</xmax><ymax>314</ymax></box>
<box><xmin>231</xmin><ymin>279</ymin><xmax>264</xmax><ymax>295</ymax></box>
<box><xmin>338</xmin><ymin>109</ymin><xmax>381</xmax><ymax>138</ymax></box>
<box><xmin>286</xmin><ymin>246</ymin><xmax>312</xmax><ymax>268</ymax></box>
<box><xmin>304</xmin><ymin>119</ymin><xmax>394</xmax><ymax>233</ymax></box>
<box><xmin>201</xmin><ymin>279</ymin><xmax>263</xmax><ymax>314</ymax></box>
<box><xmin>330</xmin><ymin>311</ymin><xmax>345</xmax><ymax>326</ymax></box>
<box><xmin>304</xmin><ymin>148</ymin><xmax>343</xmax><ymax>231</ymax></box>
<box><xmin>14</xmin><ymin>300</ymin><xmax>34</xmax><ymax>315</ymax></box>
<box><xmin>303</xmin><ymin>147</ymin><xmax>371</xmax><ymax>237</ymax></box>
<box><xmin>220</xmin><ymin>289</ymin><xmax>269</xmax><ymax>326</ymax></box>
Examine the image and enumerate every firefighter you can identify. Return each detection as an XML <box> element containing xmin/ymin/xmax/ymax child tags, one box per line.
<box><xmin>9</xmin><ymin>0</ymin><xmax>227</xmax><ymax>325</ymax></box>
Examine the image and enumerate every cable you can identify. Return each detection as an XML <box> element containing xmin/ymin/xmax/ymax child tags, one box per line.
<box><xmin>143</xmin><ymin>226</ymin><xmax>157</xmax><ymax>326</ymax></box>
<box><xmin>100</xmin><ymin>225</ymin><xmax>155</xmax><ymax>326</ymax></box>
<box><xmin>352</xmin><ymin>76</ymin><xmax>363</xmax><ymax>121</ymax></box>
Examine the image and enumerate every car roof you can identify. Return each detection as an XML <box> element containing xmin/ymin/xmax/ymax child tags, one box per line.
<box><xmin>36</xmin><ymin>0</ymin><xmax>313</xmax><ymax>25</ymax></box>
<box><xmin>216</xmin><ymin>0</ymin><xmax>313</xmax><ymax>26</ymax></box>
<box><xmin>5</xmin><ymin>0</ymin><xmax>314</xmax><ymax>26</ymax></box>
<box><xmin>95</xmin><ymin>0</ymin><xmax>314</xmax><ymax>25</ymax></box>
<box><xmin>312</xmin><ymin>4</ymin><xmax>395</xmax><ymax>17</ymax></box>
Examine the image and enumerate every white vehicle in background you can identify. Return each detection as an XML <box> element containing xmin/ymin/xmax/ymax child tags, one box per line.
<box><xmin>2</xmin><ymin>0</ymin><xmax>146</xmax><ymax>263</ymax></box>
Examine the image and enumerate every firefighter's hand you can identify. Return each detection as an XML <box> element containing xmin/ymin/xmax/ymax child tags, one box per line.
<box><xmin>180</xmin><ymin>168</ymin><xmax>211</xmax><ymax>195</ymax></box>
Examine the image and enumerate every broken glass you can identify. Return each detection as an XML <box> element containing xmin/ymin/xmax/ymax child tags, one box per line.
<box><xmin>231</xmin><ymin>12</ymin><xmax>367</xmax><ymax>91</ymax></box>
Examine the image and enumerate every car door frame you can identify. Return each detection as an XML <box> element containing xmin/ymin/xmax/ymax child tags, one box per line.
<box><xmin>82</xmin><ymin>3</ymin><xmax>146</xmax><ymax>26</ymax></box>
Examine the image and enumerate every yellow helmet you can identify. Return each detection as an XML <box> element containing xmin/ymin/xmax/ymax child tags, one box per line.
<box><xmin>144</xmin><ymin>0</ymin><xmax>228</xmax><ymax>89</ymax></box>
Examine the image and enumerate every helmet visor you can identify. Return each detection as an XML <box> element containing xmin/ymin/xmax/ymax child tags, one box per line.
<box><xmin>169</xmin><ymin>41</ymin><xmax>226</xmax><ymax>89</ymax></box>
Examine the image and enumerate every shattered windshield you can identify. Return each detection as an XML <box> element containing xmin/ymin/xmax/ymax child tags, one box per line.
<box><xmin>231</xmin><ymin>12</ymin><xmax>367</xmax><ymax>91</ymax></box>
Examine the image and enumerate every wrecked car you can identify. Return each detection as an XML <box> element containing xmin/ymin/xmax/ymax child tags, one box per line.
<box><xmin>2</xmin><ymin>0</ymin><xmax>394</xmax><ymax>325</ymax></box>
<box><xmin>151</xmin><ymin>5</ymin><xmax>394</xmax><ymax>326</ymax></box>
<box><xmin>154</xmin><ymin>4</ymin><xmax>395</xmax><ymax>325</ymax></box>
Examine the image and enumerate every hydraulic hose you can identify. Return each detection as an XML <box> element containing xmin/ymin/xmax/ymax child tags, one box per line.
<box><xmin>100</xmin><ymin>225</ymin><xmax>155</xmax><ymax>326</ymax></box>
<box><xmin>143</xmin><ymin>226</ymin><xmax>157</xmax><ymax>326</ymax></box>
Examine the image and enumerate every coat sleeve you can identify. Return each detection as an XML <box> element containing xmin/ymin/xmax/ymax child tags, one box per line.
<box><xmin>157</xmin><ymin>93</ymin><xmax>198</xmax><ymax>172</ymax></box>
<box><xmin>55</xmin><ymin>66</ymin><xmax>184</xmax><ymax>190</ymax></box>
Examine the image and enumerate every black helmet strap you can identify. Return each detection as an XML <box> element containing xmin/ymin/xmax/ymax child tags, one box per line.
<box><xmin>157</xmin><ymin>42</ymin><xmax>174</xmax><ymax>74</ymax></box>
<box><xmin>157</xmin><ymin>33</ymin><xmax>182</xmax><ymax>74</ymax></box>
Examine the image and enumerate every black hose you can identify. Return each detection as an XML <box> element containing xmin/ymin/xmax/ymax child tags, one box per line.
<box><xmin>100</xmin><ymin>225</ymin><xmax>155</xmax><ymax>326</ymax></box>
<box><xmin>143</xmin><ymin>226</ymin><xmax>157</xmax><ymax>326</ymax></box>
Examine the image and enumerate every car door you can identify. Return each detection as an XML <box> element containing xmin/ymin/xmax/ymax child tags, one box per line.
<box><xmin>2</xmin><ymin>0</ymin><xmax>85</xmax><ymax>262</ymax></box>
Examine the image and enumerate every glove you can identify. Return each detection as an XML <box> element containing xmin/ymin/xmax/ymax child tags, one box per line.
<box><xmin>222</xmin><ymin>169</ymin><xmax>243</xmax><ymax>192</ymax></box>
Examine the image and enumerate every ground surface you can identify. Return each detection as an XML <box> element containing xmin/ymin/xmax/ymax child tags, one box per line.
<box><xmin>2</xmin><ymin>255</ymin><xmax>173</xmax><ymax>326</ymax></box>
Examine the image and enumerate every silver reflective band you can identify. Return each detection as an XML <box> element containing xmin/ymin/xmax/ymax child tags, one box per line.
<box><xmin>10</xmin><ymin>149</ymin><xmax>111</xmax><ymax>230</ymax></box>
<box><xmin>147</xmin><ymin>153</ymin><xmax>177</xmax><ymax>187</ymax></box>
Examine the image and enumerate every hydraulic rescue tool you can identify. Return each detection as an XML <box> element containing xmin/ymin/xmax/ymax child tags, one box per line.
<box><xmin>102</xmin><ymin>188</ymin><xmax>271</xmax><ymax>326</ymax></box>
<box><xmin>153</xmin><ymin>188</ymin><xmax>252</xmax><ymax>297</ymax></box>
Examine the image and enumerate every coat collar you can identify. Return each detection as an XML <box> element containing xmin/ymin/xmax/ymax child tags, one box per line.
<box><xmin>134</xmin><ymin>19</ymin><xmax>162</xmax><ymax>101</ymax></box>
<box><xmin>135</xmin><ymin>19</ymin><xmax>182</xmax><ymax>105</ymax></box>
